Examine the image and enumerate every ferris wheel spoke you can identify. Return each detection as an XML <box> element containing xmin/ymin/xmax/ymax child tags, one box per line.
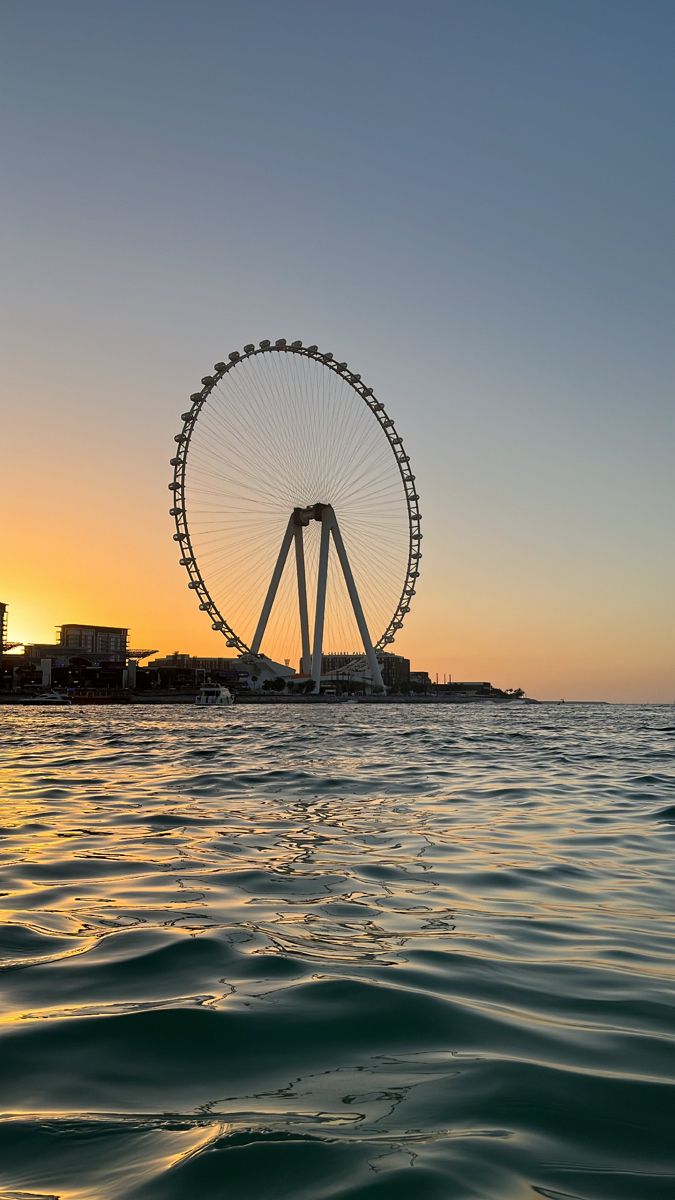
<box><xmin>220</xmin><ymin>362</ymin><xmax>295</xmax><ymax>491</ymax></box>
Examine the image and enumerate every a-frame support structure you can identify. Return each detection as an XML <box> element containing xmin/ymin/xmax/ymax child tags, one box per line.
<box><xmin>250</xmin><ymin>503</ymin><xmax>384</xmax><ymax>693</ymax></box>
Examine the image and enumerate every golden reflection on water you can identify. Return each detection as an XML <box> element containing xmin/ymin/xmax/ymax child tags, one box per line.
<box><xmin>0</xmin><ymin>706</ymin><xmax>673</xmax><ymax>1200</ymax></box>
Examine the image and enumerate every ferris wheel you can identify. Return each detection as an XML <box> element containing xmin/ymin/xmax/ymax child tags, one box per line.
<box><xmin>169</xmin><ymin>340</ymin><xmax>421</xmax><ymax>691</ymax></box>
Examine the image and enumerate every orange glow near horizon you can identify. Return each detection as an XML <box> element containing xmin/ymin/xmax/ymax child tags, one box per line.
<box><xmin>5</xmin><ymin>475</ymin><xmax>674</xmax><ymax>703</ymax></box>
<box><xmin>4</xmin><ymin>345</ymin><xmax>674</xmax><ymax>705</ymax></box>
<box><xmin>3</xmin><ymin>304</ymin><xmax>673</xmax><ymax>707</ymax></box>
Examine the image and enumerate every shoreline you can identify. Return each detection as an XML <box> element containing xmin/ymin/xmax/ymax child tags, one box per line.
<box><xmin>0</xmin><ymin>692</ymin><xmax>538</xmax><ymax>707</ymax></box>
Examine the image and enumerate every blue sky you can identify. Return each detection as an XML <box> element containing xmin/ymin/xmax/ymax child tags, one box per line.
<box><xmin>3</xmin><ymin>1</ymin><xmax>674</xmax><ymax>698</ymax></box>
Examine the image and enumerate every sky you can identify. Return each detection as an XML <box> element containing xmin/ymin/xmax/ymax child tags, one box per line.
<box><xmin>2</xmin><ymin>0</ymin><xmax>674</xmax><ymax>701</ymax></box>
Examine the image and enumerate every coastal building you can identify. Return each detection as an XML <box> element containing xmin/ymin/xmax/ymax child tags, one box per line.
<box><xmin>21</xmin><ymin>623</ymin><xmax>128</xmax><ymax>667</ymax></box>
<box><xmin>378</xmin><ymin>652</ymin><xmax>410</xmax><ymax>689</ymax></box>
<box><xmin>0</xmin><ymin>603</ymin><xmax>17</xmax><ymax>691</ymax></box>
<box><xmin>0</xmin><ymin>602</ymin><xmax>23</xmax><ymax>655</ymax></box>
<box><xmin>147</xmin><ymin>651</ymin><xmax>293</xmax><ymax>691</ymax></box>
<box><xmin>5</xmin><ymin>620</ymin><xmax>148</xmax><ymax>691</ymax></box>
<box><xmin>448</xmin><ymin>681</ymin><xmax>493</xmax><ymax>696</ymax></box>
<box><xmin>58</xmin><ymin>624</ymin><xmax>128</xmax><ymax>659</ymax></box>
<box><xmin>146</xmin><ymin>651</ymin><xmax>241</xmax><ymax>690</ymax></box>
<box><xmin>316</xmin><ymin>650</ymin><xmax>410</xmax><ymax>690</ymax></box>
<box><xmin>436</xmin><ymin>680</ymin><xmax>524</xmax><ymax>700</ymax></box>
<box><xmin>149</xmin><ymin>652</ymin><xmax>239</xmax><ymax>671</ymax></box>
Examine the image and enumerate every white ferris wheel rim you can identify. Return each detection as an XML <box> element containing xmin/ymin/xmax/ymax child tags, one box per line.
<box><xmin>168</xmin><ymin>339</ymin><xmax>422</xmax><ymax>658</ymax></box>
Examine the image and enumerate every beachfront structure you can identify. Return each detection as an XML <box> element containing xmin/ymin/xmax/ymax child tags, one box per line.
<box><xmin>169</xmin><ymin>339</ymin><xmax>421</xmax><ymax>693</ymax></box>
<box><xmin>57</xmin><ymin>623</ymin><xmax>128</xmax><ymax>658</ymax></box>
<box><xmin>18</xmin><ymin>622</ymin><xmax>155</xmax><ymax>670</ymax></box>
<box><xmin>410</xmin><ymin>670</ymin><xmax>432</xmax><ymax>690</ymax></box>
<box><xmin>20</xmin><ymin>624</ymin><xmax>128</xmax><ymax>667</ymax></box>
<box><xmin>148</xmin><ymin>651</ymin><xmax>293</xmax><ymax>691</ymax></box>
<box><xmin>319</xmin><ymin>651</ymin><xmax>411</xmax><ymax>690</ymax></box>
<box><xmin>150</xmin><ymin>652</ymin><xmax>239</xmax><ymax>671</ymax></box>
<box><xmin>0</xmin><ymin>602</ymin><xmax>23</xmax><ymax>654</ymax></box>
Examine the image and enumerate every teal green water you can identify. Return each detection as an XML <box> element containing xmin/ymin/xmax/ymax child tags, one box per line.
<box><xmin>0</xmin><ymin>704</ymin><xmax>673</xmax><ymax>1199</ymax></box>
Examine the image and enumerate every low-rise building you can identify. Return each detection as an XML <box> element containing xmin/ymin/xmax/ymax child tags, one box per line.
<box><xmin>147</xmin><ymin>651</ymin><xmax>293</xmax><ymax>691</ymax></box>
<box><xmin>7</xmin><ymin>621</ymin><xmax>131</xmax><ymax>691</ymax></box>
<box><xmin>150</xmin><ymin>652</ymin><xmax>239</xmax><ymax>671</ymax></box>
<box><xmin>58</xmin><ymin>624</ymin><xmax>128</xmax><ymax>658</ymax></box>
<box><xmin>21</xmin><ymin>623</ymin><xmax>128</xmax><ymax>668</ymax></box>
<box><xmin>316</xmin><ymin>650</ymin><xmax>410</xmax><ymax>690</ymax></box>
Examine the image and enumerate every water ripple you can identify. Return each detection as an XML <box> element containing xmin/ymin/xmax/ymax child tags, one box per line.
<box><xmin>0</xmin><ymin>703</ymin><xmax>673</xmax><ymax>1198</ymax></box>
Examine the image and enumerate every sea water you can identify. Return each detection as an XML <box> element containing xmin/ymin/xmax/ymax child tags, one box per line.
<box><xmin>0</xmin><ymin>703</ymin><xmax>673</xmax><ymax>1199</ymax></box>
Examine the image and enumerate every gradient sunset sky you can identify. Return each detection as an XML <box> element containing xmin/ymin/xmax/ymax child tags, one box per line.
<box><xmin>3</xmin><ymin>0</ymin><xmax>674</xmax><ymax>701</ymax></box>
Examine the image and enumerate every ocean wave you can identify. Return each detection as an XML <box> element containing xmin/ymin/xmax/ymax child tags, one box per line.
<box><xmin>0</xmin><ymin>704</ymin><xmax>673</xmax><ymax>1198</ymax></box>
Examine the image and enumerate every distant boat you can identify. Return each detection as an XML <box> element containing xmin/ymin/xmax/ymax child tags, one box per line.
<box><xmin>21</xmin><ymin>690</ymin><xmax>72</xmax><ymax>706</ymax></box>
<box><xmin>195</xmin><ymin>683</ymin><xmax>234</xmax><ymax>707</ymax></box>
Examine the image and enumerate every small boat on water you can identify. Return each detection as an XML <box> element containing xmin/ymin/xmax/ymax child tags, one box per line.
<box><xmin>20</xmin><ymin>690</ymin><xmax>72</xmax><ymax>706</ymax></box>
<box><xmin>195</xmin><ymin>683</ymin><xmax>234</xmax><ymax>707</ymax></box>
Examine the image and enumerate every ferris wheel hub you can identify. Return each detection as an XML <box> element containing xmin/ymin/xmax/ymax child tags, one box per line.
<box><xmin>292</xmin><ymin>503</ymin><xmax>330</xmax><ymax>527</ymax></box>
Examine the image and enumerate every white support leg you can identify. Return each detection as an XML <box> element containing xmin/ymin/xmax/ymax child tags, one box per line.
<box><xmin>330</xmin><ymin>510</ymin><xmax>385</xmax><ymax>692</ymax></box>
<box><xmin>294</xmin><ymin>525</ymin><xmax>311</xmax><ymax>675</ymax></box>
<box><xmin>250</xmin><ymin>515</ymin><xmax>295</xmax><ymax>655</ymax></box>
<box><xmin>311</xmin><ymin>512</ymin><xmax>331</xmax><ymax>693</ymax></box>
